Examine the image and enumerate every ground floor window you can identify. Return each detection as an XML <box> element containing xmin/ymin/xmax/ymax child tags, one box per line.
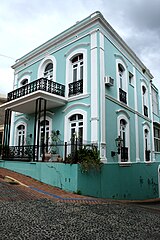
<box><xmin>69</xmin><ymin>114</ymin><xmax>83</xmax><ymax>144</ymax></box>
<box><xmin>154</xmin><ymin>126</ymin><xmax>160</xmax><ymax>152</ymax></box>
<box><xmin>144</xmin><ymin>128</ymin><xmax>150</xmax><ymax>161</ymax></box>
<box><xmin>17</xmin><ymin>124</ymin><xmax>25</xmax><ymax>146</ymax></box>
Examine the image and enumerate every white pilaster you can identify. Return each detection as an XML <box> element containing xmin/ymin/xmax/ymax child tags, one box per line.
<box><xmin>149</xmin><ymin>81</ymin><xmax>155</xmax><ymax>161</ymax></box>
<box><xmin>99</xmin><ymin>32</ymin><xmax>107</xmax><ymax>162</ymax></box>
<box><xmin>133</xmin><ymin>66</ymin><xmax>140</xmax><ymax>162</ymax></box>
<box><xmin>90</xmin><ymin>31</ymin><xmax>98</xmax><ymax>143</ymax></box>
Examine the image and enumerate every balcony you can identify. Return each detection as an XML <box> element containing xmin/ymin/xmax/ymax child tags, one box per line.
<box><xmin>68</xmin><ymin>79</ymin><xmax>83</xmax><ymax>97</ymax></box>
<box><xmin>2</xmin><ymin>78</ymin><xmax>67</xmax><ymax>114</ymax></box>
<box><xmin>7</xmin><ymin>78</ymin><xmax>65</xmax><ymax>101</ymax></box>
<box><xmin>119</xmin><ymin>88</ymin><xmax>127</xmax><ymax>104</ymax></box>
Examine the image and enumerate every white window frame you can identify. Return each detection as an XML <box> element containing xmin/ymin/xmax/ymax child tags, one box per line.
<box><xmin>18</xmin><ymin>74</ymin><xmax>31</xmax><ymax>88</ymax></box>
<box><xmin>152</xmin><ymin>88</ymin><xmax>159</xmax><ymax>116</ymax></box>
<box><xmin>64</xmin><ymin>109</ymin><xmax>87</xmax><ymax>144</ymax></box>
<box><xmin>117</xmin><ymin>114</ymin><xmax>130</xmax><ymax>162</ymax></box>
<box><xmin>141</xmin><ymin>81</ymin><xmax>149</xmax><ymax>117</ymax></box>
<box><xmin>154</xmin><ymin>125</ymin><xmax>160</xmax><ymax>153</ymax></box>
<box><xmin>116</xmin><ymin>58</ymin><xmax>128</xmax><ymax>104</ymax></box>
<box><xmin>14</xmin><ymin>121</ymin><xmax>27</xmax><ymax>146</ymax></box>
<box><xmin>66</xmin><ymin>48</ymin><xmax>87</xmax><ymax>98</ymax></box>
<box><xmin>37</xmin><ymin>55</ymin><xmax>56</xmax><ymax>82</ymax></box>
<box><xmin>143</xmin><ymin>124</ymin><xmax>151</xmax><ymax>162</ymax></box>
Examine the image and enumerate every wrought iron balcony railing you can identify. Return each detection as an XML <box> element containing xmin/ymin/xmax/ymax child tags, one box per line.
<box><xmin>121</xmin><ymin>147</ymin><xmax>128</xmax><ymax>162</ymax></box>
<box><xmin>7</xmin><ymin>78</ymin><xmax>65</xmax><ymax>102</ymax></box>
<box><xmin>68</xmin><ymin>79</ymin><xmax>83</xmax><ymax>97</ymax></box>
<box><xmin>119</xmin><ymin>88</ymin><xmax>127</xmax><ymax>104</ymax></box>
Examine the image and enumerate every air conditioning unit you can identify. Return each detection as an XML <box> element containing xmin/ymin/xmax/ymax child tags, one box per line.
<box><xmin>104</xmin><ymin>76</ymin><xmax>114</xmax><ymax>86</ymax></box>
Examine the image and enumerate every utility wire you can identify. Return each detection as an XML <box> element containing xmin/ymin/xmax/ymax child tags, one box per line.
<box><xmin>0</xmin><ymin>54</ymin><xmax>15</xmax><ymax>60</ymax></box>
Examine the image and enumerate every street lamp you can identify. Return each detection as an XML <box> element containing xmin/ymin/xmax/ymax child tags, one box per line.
<box><xmin>111</xmin><ymin>136</ymin><xmax>123</xmax><ymax>157</ymax></box>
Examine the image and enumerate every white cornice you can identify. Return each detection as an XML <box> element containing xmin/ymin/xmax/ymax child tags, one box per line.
<box><xmin>12</xmin><ymin>11</ymin><xmax>153</xmax><ymax>80</ymax></box>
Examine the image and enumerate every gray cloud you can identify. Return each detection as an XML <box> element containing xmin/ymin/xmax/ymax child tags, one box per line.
<box><xmin>0</xmin><ymin>0</ymin><xmax>160</xmax><ymax>93</ymax></box>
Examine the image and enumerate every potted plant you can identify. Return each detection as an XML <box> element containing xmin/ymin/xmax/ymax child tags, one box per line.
<box><xmin>50</xmin><ymin>130</ymin><xmax>61</xmax><ymax>161</ymax></box>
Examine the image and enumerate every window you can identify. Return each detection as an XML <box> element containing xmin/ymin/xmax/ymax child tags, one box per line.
<box><xmin>40</xmin><ymin>120</ymin><xmax>50</xmax><ymax>153</ymax></box>
<box><xmin>120</xmin><ymin>119</ymin><xmax>128</xmax><ymax>162</ymax></box>
<box><xmin>129</xmin><ymin>72</ymin><xmax>134</xmax><ymax>85</ymax></box>
<box><xmin>20</xmin><ymin>78</ymin><xmax>28</xmax><ymax>86</ymax></box>
<box><xmin>71</xmin><ymin>54</ymin><xmax>83</xmax><ymax>82</ymax></box>
<box><xmin>152</xmin><ymin>87</ymin><xmax>159</xmax><ymax>115</ymax></box>
<box><xmin>17</xmin><ymin>125</ymin><xmax>25</xmax><ymax>146</ymax></box>
<box><xmin>154</xmin><ymin>125</ymin><xmax>160</xmax><ymax>152</ymax></box>
<box><xmin>44</xmin><ymin>63</ymin><xmax>53</xmax><ymax>80</ymax></box>
<box><xmin>68</xmin><ymin>54</ymin><xmax>84</xmax><ymax>97</ymax></box>
<box><xmin>144</xmin><ymin>128</ymin><xmax>150</xmax><ymax>161</ymax></box>
<box><xmin>118</xmin><ymin>63</ymin><xmax>127</xmax><ymax>104</ymax></box>
<box><xmin>69</xmin><ymin>114</ymin><xmax>83</xmax><ymax>145</ymax></box>
<box><xmin>142</xmin><ymin>85</ymin><xmax>148</xmax><ymax>117</ymax></box>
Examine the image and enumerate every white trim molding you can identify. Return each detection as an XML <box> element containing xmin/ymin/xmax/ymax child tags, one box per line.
<box><xmin>64</xmin><ymin>109</ymin><xmax>87</xmax><ymax>143</ymax></box>
<box><xmin>62</xmin><ymin>103</ymin><xmax>90</xmax><ymax>113</ymax></box>
<box><xmin>90</xmin><ymin>30</ymin><xmax>98</xmax><ymax>143</ymax></box>
<box><xmin>65</xmin><ymin>48</ymin><xmax>87</xmax><ymax>98</ymax></box>
<box><xmin>37</xmin><ymin>55</ymin><xmax>56</xmax><ymax>81</ymax></box>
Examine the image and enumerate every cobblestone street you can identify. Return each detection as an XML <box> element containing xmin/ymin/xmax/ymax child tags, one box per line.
<box><xmin>0</xmin><ymin>169</ymin><xmax>160</xmax><ymax>239</ymax></box>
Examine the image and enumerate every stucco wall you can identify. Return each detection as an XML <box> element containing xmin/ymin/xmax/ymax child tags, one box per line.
<box><xmin>1</xmin><ymin>161</ymin><xmax>160</xmax><ymax>200</ymax></box>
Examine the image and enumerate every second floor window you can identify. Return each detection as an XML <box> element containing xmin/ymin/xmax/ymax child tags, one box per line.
<box><xmin>44</xmin><ymin>63</ymin><xmax>53</xmax><ymax>80</ymax></box>
<box><xmin>118</xmin><ymin>63</ymin><xmax>127</xmax><ymax>104</ymax></box>
<box><xmin>72</xmin><ymin>54</ymin><xmax>83</xmax><ymax>82</ymax></box>
<box><xmin>154</xmin><ymin>125</ymin><xmax>160</xmax><ymax>152</ymax></box>
<box><xmin>152</xmin><ymin>87</ymin><xmax>159</xmax><ymax>115</ymax></box>
<box><xmin>142</xmin><ymin>85</ymin><xmax>148</xmax><ymax>117</ymax></box>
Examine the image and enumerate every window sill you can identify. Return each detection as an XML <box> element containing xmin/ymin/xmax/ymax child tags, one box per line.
<box><xmin>68</xmin><ymin>93</ymin><xmax>90</xmax><ymax>101</ymax></box>
<box><xmin>145</xmin><ymin>161</ymin><xmax>152</xmax><ymax>164</ymax></box>
<box><xmin>119</xmin><ymin>162</ymin><xmax>132</xmax><ymax>167</ymax></box>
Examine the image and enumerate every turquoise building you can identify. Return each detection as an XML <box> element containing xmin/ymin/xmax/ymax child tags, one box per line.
<box><xmin>1</xmin><ymin>12</ymin><xmax>160</xmax><ymax>200</ymax></box>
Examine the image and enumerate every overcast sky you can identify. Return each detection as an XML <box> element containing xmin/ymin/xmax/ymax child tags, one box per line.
<box><xmin>0</xmin><ymin>0</ymin><xmax>160</xmax><ymax>97</ymax></box>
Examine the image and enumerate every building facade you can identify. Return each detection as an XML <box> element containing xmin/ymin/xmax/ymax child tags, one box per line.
<box><xmin>0</xmin><ymin>94</ymin><xmax>7</xmax><ymax>156</ymax></box>
<box><xmin>1</xmin><ymin>12</ymin><xmax>160</xmax><ymax>199</ymax></box>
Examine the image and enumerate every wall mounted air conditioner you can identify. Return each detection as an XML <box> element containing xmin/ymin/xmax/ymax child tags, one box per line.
<box><xmin>104</xmin><ymin>76</ymin><xmax>114</xmax><ymax>86</ymax></box>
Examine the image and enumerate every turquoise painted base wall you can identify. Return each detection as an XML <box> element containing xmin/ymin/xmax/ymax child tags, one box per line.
<box><xmin>0</xmin><ymin>161</ymin><xmax>78</xmax><ymax>193</ymax></box>
<box><xmin>0</xmin><ymin>161</ymin><xmax>160</xmax><ymax>200</ymax></box>
<box><xmin>78</xmin><ymin>163</ymin><xmax>160</xmax><ymax>200</ymax></box>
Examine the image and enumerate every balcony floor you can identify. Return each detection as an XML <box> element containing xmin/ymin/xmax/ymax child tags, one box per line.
<box><xmin>1</xmin><ymin>90</ymin><xmax>67</xmax><ymax>114</ymax></box>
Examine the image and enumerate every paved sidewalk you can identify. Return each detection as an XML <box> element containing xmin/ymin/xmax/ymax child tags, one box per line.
<box><xmin>0</xmin><ymin>168</ymin><xmax>100</xmax><ymax>203</ymax></box>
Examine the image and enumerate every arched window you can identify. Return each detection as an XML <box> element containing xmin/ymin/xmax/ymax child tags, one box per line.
<box><xmin>71</xmin><ymin>54</ymin><xmax>83</xmax><ymax>82</ymax></box>
<box><xmin>118</xmin><ymin>64</ymin><xmax>125</xmax><ymax>89</ymax></box>
<box><xmin>67</xmin><ymin>54</ymin><xmax>84</xmax><ymax>97</ymax></box>
<box><xmin>38</xmin><ymin>56</ymin><xmax>56</xmax><ymax>82</ymax></box>
<box><xmin>44</xmin><ymin>63</ymin><xmax>53</xmax><ymax>80</ymax></box>
<box><xmin>117</xmin><ymin>62</ymin><xmax>127</xmax><ymax>104</ymax></box>
<box><xmin>144</xmin><ymin>128</ymin><xmax>150</xmax><ymax>161</ymax></box>
<box><xmin>20</xmin><ymin>78</ymin><xmax>28</xmax><ymax>86</ymax></box>
<box><xmin>142</xmin><ymin>85</ymin><xmax>148</xmax><ymax>117</ymax></box>
<box><xmin>119</xmin><ymin>119</ymin><xmax>128</xmax><ymax>162</ymax></box>
<box><xmin>69</xmin><ymin>114</ymin><xmax>83</xmax><ymax>144</ymax></box>
<box><xmin>40</xmin><ymin>120</ymin><xmax>50</xmax><ymax>153</ymax></box>
<box><xmin>117</xmin><ymin>114</ymin><xmax>130</xmax><ymax>162</ymax></box>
